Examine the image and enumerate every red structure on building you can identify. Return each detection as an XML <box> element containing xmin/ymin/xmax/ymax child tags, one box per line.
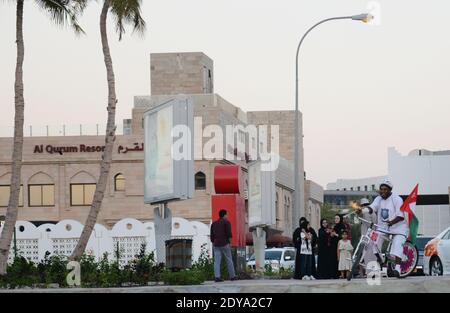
<box><xmin>211</xmin><ymin>164</ymin><xmax>246</xmax><ymax>271</ymax></box>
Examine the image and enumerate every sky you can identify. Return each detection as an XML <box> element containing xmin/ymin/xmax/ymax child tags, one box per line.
<box><xmin>1</xmin><ymin>0</ymin><xmax>450</xmax><ymax>187</ymax></box>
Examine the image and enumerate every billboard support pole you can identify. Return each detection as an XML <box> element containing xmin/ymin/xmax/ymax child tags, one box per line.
<box><xmin>252</xmin><ymin>226</ymin><xmax>266</xmax><ymax>275</ymax></box>
<box><xmin>154</xmin><ymin>204</ymin><xmax>172</xmax><ymax>265</ymax></box>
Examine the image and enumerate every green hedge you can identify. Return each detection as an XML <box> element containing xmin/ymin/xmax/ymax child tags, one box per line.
<box><xmin>0</xmin><ymin>245</ymin><xmax>166</xmax><ymax>289</ymax></box>
<box><xmin>161</xmin><ymin>269</ymin><xmax>205</xmax><ymax>285</ymax></box>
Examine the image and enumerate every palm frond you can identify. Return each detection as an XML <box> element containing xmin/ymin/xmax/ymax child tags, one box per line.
<box><xmin>34</xmin><ymin>0</ymin><xmax>88</xmax><ymax>34</ymax></box>
<box><xmin>108</xmin><ymin>0</ymin><xmax>146</xmax><ymax>40</ymax></box>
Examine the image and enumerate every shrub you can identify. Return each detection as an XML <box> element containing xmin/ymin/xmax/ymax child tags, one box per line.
<box><xmin>191</xmin><ymin>244</ymin><xmax>230</xmax><ymax>281</ymax></box>
<box><xmin>43</xmin><ymin>255</ymin><xmax>69</xmax><ymax>287</ymax></box>
<box><xmin>129</xmin><ymin>244</ymin><xmax>156</xmax><ymax>285</ymax></box>
<box><xmin>5</xmin><ymin>257</ymin><xmax>39</xmax><ymax>288</ymax></box>
<box><xmin>161</xmin><ymin>269</ymin><xmax>205</xmax><ymax>285</ymax></box>
<box><xmin>98</xmin><ymin>258</ymin><xmax>123</xmax><ymax>288</ymax></box>
<box><xmin>80</xmin><ymin>254</ymin><xmax>100</xmax><ymax>287</ymax></box>
<box><xmin>191</xmin><ymin>244</ymin><xmax>214</xmax><ymax>280</ymax></box>
<box><xmin>0</xmin><ymin>245</ymin><xmax>218</xmax><ymax>288</ymax></box>
<box><xmin>278</xmin><ymin>267</ymin><xmax>294</xmax><ymax>279</ymax></box>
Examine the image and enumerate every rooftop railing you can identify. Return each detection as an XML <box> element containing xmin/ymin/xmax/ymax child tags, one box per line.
<box><xmin>0</xmin><ymin>124</ymin><xmax>129</xmax><ymax>138</ymax></box>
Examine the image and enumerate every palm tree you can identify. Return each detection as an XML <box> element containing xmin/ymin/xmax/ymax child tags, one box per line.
<box><xmin>70</xmin><ymin>0</ymin><xmax>145</xmax><ymax>261</ymax></box>
<box><xmin>0</xmin><ymin>0</ymin><xmax>85</xmax><ymax>275</ymax></box>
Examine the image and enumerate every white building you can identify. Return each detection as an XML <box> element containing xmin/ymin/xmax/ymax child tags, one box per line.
<box><xmin>326</xmin><ymin>176</ymin><xmax>387</xmax><ymax>192</ymax></box>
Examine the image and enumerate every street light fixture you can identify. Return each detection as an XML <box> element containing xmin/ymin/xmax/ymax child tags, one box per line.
<box><xmin>293</xmin><ymin>13</ymin><xmax>373</xmax><ymax>230</ymax></box>
<box><xmin>351</xmin><ymin>13</ymin><xmax>374</xmax><ymax>23</ymax></box>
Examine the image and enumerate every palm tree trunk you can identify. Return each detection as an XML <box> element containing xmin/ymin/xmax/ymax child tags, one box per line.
<box><xmin>0</xmin><ymin>0</ymin><xmax>25</xmax><ymax>275</ymax></box>
<box><xmin>70</xmin><ymin>0</ymin><xmax>116</xmax><ymax>261</ymax></box>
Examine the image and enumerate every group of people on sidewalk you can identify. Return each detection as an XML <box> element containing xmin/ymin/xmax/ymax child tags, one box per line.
<box><xmin>293</xmin><ymin>179</ymin><xmax>409</xmax><ymax>280</ymax></box>
<box><xmin>210</xmin><ymin>179</ymin><xmax>408</xmax><ymax>281</ymax></box>
<box><xmin>293</xmin><ymin>214</ymin><xmax>354</xmax><ymax>280</ymax></box>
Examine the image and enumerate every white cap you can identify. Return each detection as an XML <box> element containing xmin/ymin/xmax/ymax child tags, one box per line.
<box><xmin>379</xmin><ymin>179</ymin><xmax>393</xmax><ymax>190</ymax></box>
<box><xmin>360</xmin><ymin>198</ymin><xmax>370</xmax><ymax>206</ymax></box>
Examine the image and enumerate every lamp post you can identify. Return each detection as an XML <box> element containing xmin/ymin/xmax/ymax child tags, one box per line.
<box><xmin>293</xmin><ymin>13</ymin><xmax>373</xmax><ymax>229</ymax></box>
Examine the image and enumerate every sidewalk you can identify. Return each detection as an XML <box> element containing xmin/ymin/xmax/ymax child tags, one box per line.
<box><xmin>1</xmin><ymin>276</ymin><xmax>449</xmax><ymax>293</ymax></box>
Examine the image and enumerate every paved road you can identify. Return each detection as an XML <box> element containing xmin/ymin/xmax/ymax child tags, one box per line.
<box><xmin>1</xmin><ymin>276</ymin><xmax>450</xmax><ymax>293</ymax></box>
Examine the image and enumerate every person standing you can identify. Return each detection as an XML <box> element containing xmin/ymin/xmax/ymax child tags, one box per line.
<box><xmin>210</xmin><ymin>209</ymin><xmax>236</xmax><ymax>282</ymax></box>
<box><xmin>337</xmin><ymin>230</ymin><xmax>354</xmax><ymax>279</ymax></box>
<box><xmin>333</xmin><ymin>214</ymin><xmax>345</xmax><ymax>238</ymax></box>
<box><xmin>293</xmin><ymin>217</ymin><xmax>308</xmax><ymax>279</ymax></box>
<box><xmin>330</xmin><ymin>214</ymin><xmax>344</xmax><ymax>278</ymax></box>
<box><xmin>317</xmin><ymin>219</ymin><xmax>333</xmax><ymax>279</ymax></box>
<box><xmin>306</xmin><ymin>221</ymin><xmax>318</xmax><ymax>278</ymax></box>
<box><xmin>343</xmin><ymin>215</ymin><xmax>352</xmax><ymax>242</ymax></box>
<box><xmin>299</xmin><ymin>221</ymin><xmax>315</xmax><ymax>280</ymax></box>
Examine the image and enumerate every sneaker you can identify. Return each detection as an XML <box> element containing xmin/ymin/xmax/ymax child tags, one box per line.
<box><xmin>302</xmin><ymin>276</ymin><xmax>310</xmax><ymax>280</ymax></box>
<box><xmin>309</xmin><ymin>276</ymin><xmax>316</xmax><ymax>280</ymax></box>
<box><xmin>230</xmin><ymin>277</ymin><xmax>237</xmax><ymax>281</ymax></box>
<box><xmin>215</xmin><ymin>278</ymin><xmax>224</xmax><ymax>282</ymax></box>
<box><xmin>393</xmin><ymin>265</ymin><xmax>403</xmax><ymax>279</ymax></box>
<box><xmin>393</xmin><ymin>270</ymin><xmax>401</xmax><ymax>278</ymax></box>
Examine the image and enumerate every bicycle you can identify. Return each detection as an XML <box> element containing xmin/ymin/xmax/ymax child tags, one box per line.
<box><xmin>347</xmin><ymin>216</ymin><xmax>418</xmax><ymax>281</ymax></box>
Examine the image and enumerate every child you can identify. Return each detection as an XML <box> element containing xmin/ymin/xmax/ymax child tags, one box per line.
<box><xmin>337</xmin><ymin>230</ymin><xmax>353</xmax><ymax>279</ymax></box>
<box><xmin>300</xmin><ymin>229</ymin><xmax>315</xmax><ymax>280</ymax></box>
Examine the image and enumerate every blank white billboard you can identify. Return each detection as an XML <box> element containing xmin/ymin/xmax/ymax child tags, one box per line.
<box><xmin>144</xmin><ymin>97</ymin><xmax>194</xmax><ymax>204</ymax></box>
<box><xmin>248</xmin><ymin>162</ymin><xmax>276</xmax><ymax>227</ymax></box>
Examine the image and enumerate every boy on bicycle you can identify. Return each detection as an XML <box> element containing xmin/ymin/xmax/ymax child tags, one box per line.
<box><xmin>356</xmin><ymin>179</ymin><xmax>409</xmax><ymax>278</ymax></box>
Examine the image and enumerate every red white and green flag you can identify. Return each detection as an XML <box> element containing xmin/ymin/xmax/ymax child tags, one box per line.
<box><xmin>400</xmin><ymin>184</ymin><xmax>419</xmax><ymax>245</ymax></box>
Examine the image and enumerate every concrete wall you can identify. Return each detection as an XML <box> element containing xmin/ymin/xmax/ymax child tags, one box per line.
<box><xmin>247</xmin><ymin>111</ymin><xmax>305</xmax><ymax>231</ymax></box>
<box><xmin>304</xmin><ymin>180</ymin><xmax>323</xmax><ymax>230</ymax></box>
<box><xmin>150</xmin><ymin>52</ymin><xmax>213</xmax><ymax>95</ymax></box>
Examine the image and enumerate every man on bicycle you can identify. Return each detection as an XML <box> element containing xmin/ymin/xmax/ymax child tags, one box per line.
<box><xmin>357</xmin><ymin>179</ymin><xmax>409</xmax><ymax>278</ymax></box>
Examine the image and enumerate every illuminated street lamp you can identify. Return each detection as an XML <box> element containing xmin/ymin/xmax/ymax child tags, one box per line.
<box><xmin>293</xmin><ymin>13</ymin><xmax>373</xmax><ymax>227</ymax></box>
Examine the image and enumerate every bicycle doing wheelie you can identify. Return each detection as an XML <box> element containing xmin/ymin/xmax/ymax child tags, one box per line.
<box><xmin>347</xmin><ymin>217</ymin><xmax>418</xmax><ymax>281</ymax></box>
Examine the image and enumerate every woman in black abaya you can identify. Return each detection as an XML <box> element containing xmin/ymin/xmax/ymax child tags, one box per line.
<box><xmin>317</xmin><ymin>218</ymin><xmax>332</xmax><ymax>279</ymax></box>
<box><xmin>293</xmin><ymin>217</ymin><xmax>308</xmax><ymax>279</ymax></box>
<box><xmin>330</xmin><ymin>214</ymin><xmax>345</xmax><ymax>278</ymax></box>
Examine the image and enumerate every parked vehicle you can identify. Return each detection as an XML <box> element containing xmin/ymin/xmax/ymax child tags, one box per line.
<box><xmin>424</xmin><ymin>226</ymin><xmax>450</xmax><ymax>276</ymax></box>
<box><xmin>247</xmin><ymin>247</ymin><xmax>296</xmax><ymax>271</ymax></box>
<box><xmin>412</xmin><ymin>236</ymin><xmax>434</xmax><ymax>275</ymax></box>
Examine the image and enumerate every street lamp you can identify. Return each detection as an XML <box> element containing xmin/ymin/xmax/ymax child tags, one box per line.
<box><xmin>293</xmin><ymin>13</ymin><xmax>373</xmax><ymax>229</ymax></box>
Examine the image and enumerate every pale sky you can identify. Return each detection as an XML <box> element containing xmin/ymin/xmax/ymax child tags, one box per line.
<box><xmin>1</xmin><ymin>0</ymin><xmax>449</xmax><ymax>187</ymax></box>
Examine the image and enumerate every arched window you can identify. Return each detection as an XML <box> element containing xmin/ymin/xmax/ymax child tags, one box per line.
<box><xmin>114</xmin><ymin>173</ymin><xmax>125</xmax><ymax>191</ymax></box>
<box><xmin>28</xmin><ymin>171</ymin><xmax>55</xmax><ymax>207</ymax></box>
<box><xmin>195</xmin><ymin>172</ymin><xmax>206</xmax><ymax>190</ymax></box>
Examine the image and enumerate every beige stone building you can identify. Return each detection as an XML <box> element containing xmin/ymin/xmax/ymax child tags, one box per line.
<box><xmin>0</xmin><ymin>52</ymin><xmax>322</xmax><ymax>239</ymax></box>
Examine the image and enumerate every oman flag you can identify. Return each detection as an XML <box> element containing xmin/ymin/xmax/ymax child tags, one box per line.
<box><xmin>401</xmin><ymin>184</ymin><xmax>419</xmax><ymax>245</ymax></box>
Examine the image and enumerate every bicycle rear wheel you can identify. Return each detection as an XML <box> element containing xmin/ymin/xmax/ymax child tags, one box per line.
<box><xmin>400</xmin><ymin>241</ymin><xmax>418</xmax><ymax>277</ymax></box>
<box><xmin>387</xmin><ymin>241</ymin><xmax>418</xmax><ymax>278</ymax></box>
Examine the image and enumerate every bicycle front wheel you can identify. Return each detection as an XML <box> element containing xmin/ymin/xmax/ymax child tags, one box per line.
<box><xmin>347</xmin><ymin>242</ymin><xmax>366</xmax><ymax>281</ymax></box>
